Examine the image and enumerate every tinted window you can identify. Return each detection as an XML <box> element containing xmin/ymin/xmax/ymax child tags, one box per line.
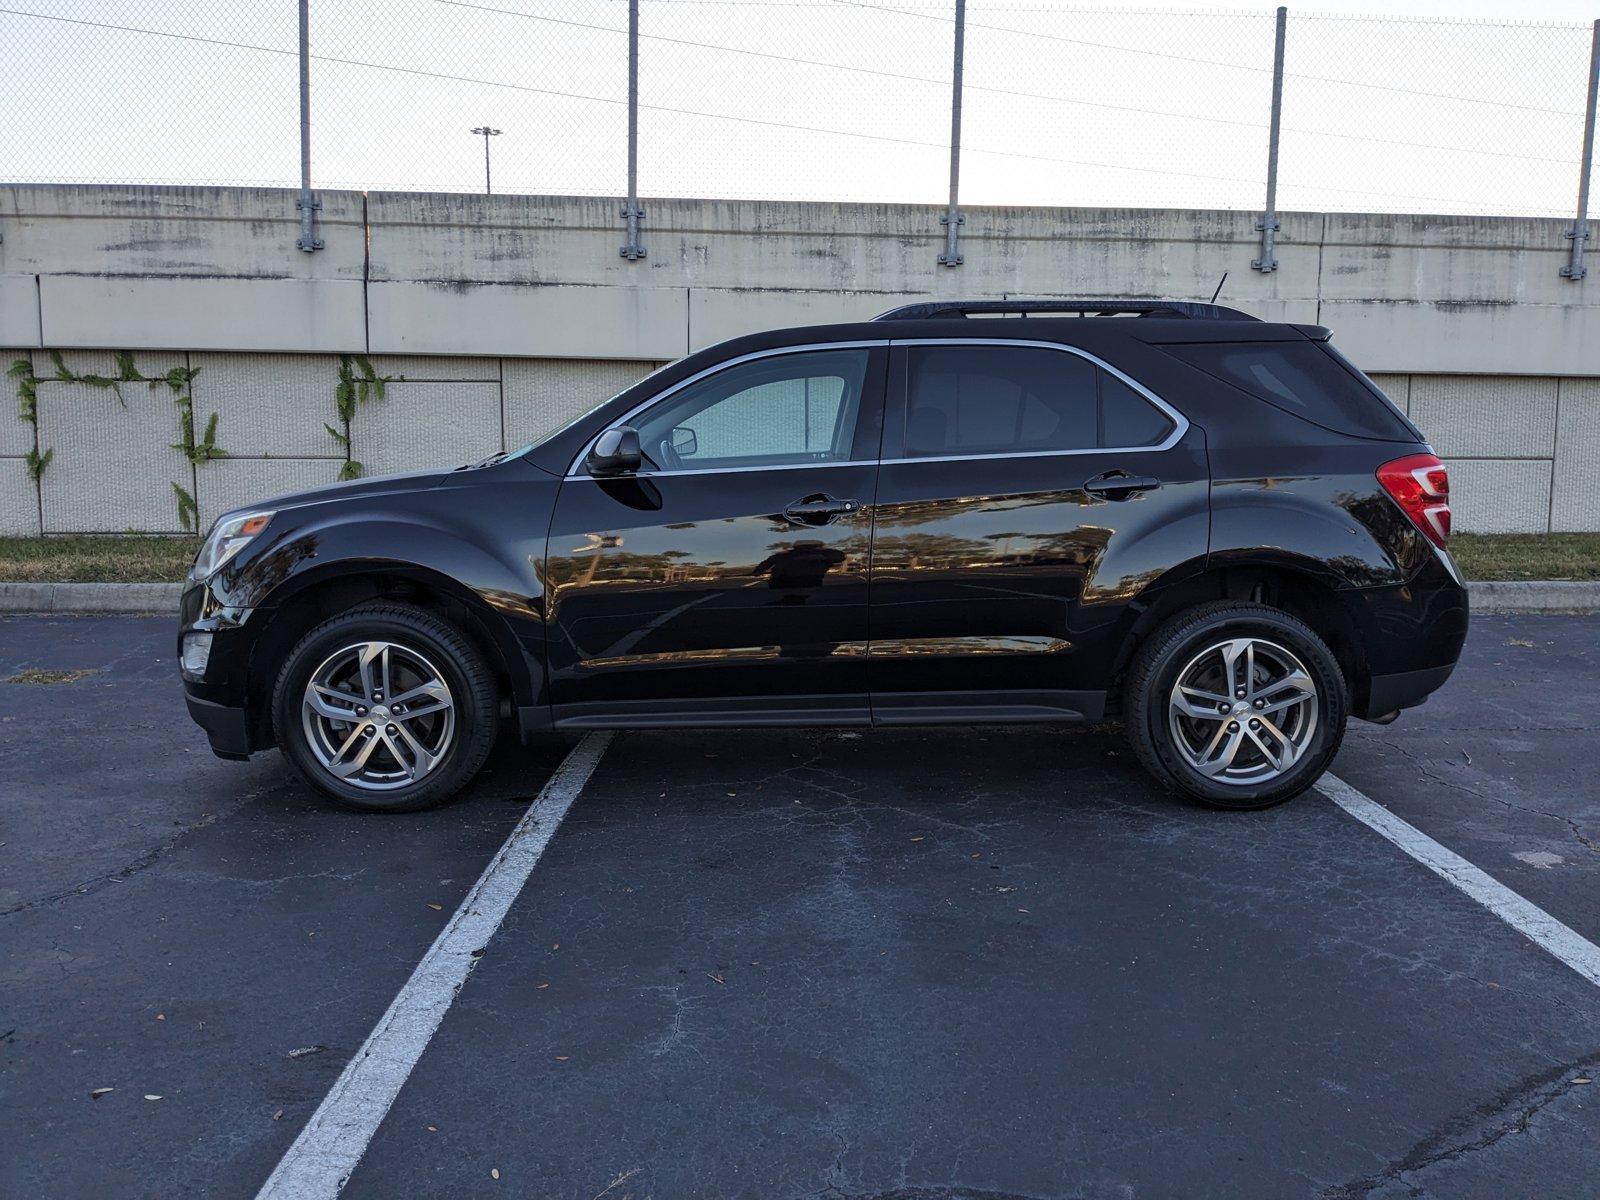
<box><xmin>903</xmin><ymin>346</ymin><xmax>1174</xmax><ymax>457</ymax></box>
<box><xmin>1168</xmin><ymin>341</ymin><xmax>1414</xmax><ymax>441</ymax></box>
<box><xmin>1101</xmin><ymin>373</ymin><xmax>1175</xmax><ymax>447</ymax></box>
<box><xmin>630</xmin><ymin>349</ymin><xmax>869</xmax><ymax>471</ymax></box>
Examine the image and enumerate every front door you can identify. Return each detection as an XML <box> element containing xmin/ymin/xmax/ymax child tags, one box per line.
<box><xmin>867</xmin><ymin>339</ymin><xmax>1210</xmax><ymax>723</ymax></box>
<box><xmin>544</xmin><ymin>344</ymin><xmax>887</xmax><ymax>727</ymax></box>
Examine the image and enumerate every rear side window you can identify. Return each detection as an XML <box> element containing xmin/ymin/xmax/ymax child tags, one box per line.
<box><xmin>903</xmin><ymin>345</ymin><xmax>1175</xmax><ymax>458</ymax></box>
<box><xmin>1167</xmin><ymin>341</ymin><xmax>1415</xmax><ymax>441</ymax></box>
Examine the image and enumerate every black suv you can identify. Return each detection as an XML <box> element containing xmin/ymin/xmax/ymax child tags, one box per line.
<box><xmin>178</xmin><ymin>299</ymin><xmax>1467</xmax><ymax>812</ymax></box>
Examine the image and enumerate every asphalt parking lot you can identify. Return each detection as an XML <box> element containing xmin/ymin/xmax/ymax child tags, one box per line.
<box><xmin>2</xmin><ymin>612</ymin><xmax>1598</xmax><ymax>1199</ymax></box>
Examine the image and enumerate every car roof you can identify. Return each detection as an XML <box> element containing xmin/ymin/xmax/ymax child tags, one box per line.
<box><xmin>708</xmin><ymin>315</ymin><xmax>1312</xmax><ymax>356</ymax></box>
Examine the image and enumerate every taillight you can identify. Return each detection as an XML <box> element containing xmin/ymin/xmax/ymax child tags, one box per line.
<box><xmin>1377</xmin><ymin>452</ymin><xmax>1451</xmax><ymax>549</ymax></box>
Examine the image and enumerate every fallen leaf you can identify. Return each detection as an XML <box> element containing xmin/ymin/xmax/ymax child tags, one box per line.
<box><xmin>708</xmin><ymin>973</ymin><xmax>725</xmax><ymax>985</ymax></box>
<box><xmin>155</xmin><ymin>1013</ymin><xmax>165</xmax><ymax>1021</ymax></box>
<box><xmin>1506</xmin><ymin>637</ymin><xmax>1535</xmax><ymax>648</ymax></box>
<box><xmin>90</xmin><ymin>1087</ymin><xmax>113</xmax><ymax>1099</ymax></box>
<box><xmin>551</xmin><ymin>942</ymin><xmax>560</xmax><ymax>951</ymax></box>
<box><xmin>144</xmin><ymin>1094</ymin><xmax>163</xmax><ymax>1101</ymax></box>
<box><xmin>286</xmin><ymin>1046</ymin><xmax>326</xmax><ymax>1059</ymax></box>
<box><xmin>273</xmin><ymin>1110</ymin><xmax>284</xmax><ymax>1121</ymax></box>
<box><xmin>427</xmin><ymin>903</ymin><xmax>443</xmax><ymax>911</ymax></box>
<box><xmin>555</xmin><ymin>1056</ymin><xmax>569</xmax><ymax>1062</ymax></box>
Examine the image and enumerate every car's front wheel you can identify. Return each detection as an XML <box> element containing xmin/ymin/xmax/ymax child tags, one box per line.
<box><xmin>1123</xmin><ymin>601</ymin><xmax>1348</xmax><ymax>809</ymax></box>
<box><xmin>271</xmin><ymin>603</ymin><xmax>499</xmax><ymax>812</ymax></box>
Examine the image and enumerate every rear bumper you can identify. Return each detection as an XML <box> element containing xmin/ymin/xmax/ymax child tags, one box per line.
<box><xmin>1364</xmin><ymin>662</ymin><xmax>1457</xmax><ymax>718</ymax></box>
<box><xmin>1339</xmin><ymin>550</ymin><xmax>1468</xmax><ymax>720</ymax></box>
<box><xmin>185</xmin><ymin>693</ymin><xmax>253</xmax><ymax>761</ymax></box>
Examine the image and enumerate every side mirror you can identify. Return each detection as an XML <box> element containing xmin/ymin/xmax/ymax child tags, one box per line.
<box><xmin>587</xmin><ymin>426</ymin><xmax>642</xmax><ymax>475</ymax></box>
<box><xmin>669</xmin><ymin>426</ymin><xmax>698</xmax><ymax>459</ymax></box>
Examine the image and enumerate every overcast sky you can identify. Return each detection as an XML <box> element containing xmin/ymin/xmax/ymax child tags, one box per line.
<box><xmin>2</xmin><ymin>0</ymin><xmax>1595</xmax><ymax>217</ymax></box>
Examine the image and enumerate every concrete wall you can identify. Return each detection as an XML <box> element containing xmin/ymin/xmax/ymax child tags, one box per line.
<box><xmin>3</xmin><ymin>184</ymin><xmax>1599</xmax><ymax>534</ymax></box>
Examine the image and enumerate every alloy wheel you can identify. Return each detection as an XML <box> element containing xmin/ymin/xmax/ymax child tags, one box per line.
<box><xmin>300</xmin><ymin>640</ymin><xmax>456</xmax><ymax>791</ymax></box>
<box><xmin>1166</xmin><ymin>636</ymin><xmax>1319</xmax><ymax>786</ymax></box>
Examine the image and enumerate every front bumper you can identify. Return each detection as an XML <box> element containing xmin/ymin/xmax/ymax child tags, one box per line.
<box><xmin>185</xmin><ymin>693</ymin><xmax>253</xmax><ymax>760</ymax></box>
<box><xmin>179</xmin><ymin>577</ymin><xmax>267</xmax><ymax>759</ymax></box>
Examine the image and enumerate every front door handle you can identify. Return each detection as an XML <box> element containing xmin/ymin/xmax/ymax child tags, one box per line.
<box><xmin>1083</xmin><ymin>471</ymin><xmax>1161</xmax><ymax>498</ymax></box>
<box><xmin>782</xmin><ymin>494</ymin><xmax>860</xmax><ymax>526</ymax></box>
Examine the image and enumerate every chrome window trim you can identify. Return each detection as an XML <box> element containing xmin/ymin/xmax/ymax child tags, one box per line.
<box><xmin>564</xmin><ymin>340</ymin><xmax>890</xmax><ymax>478</ymax></box>
<box><xmin>562</xmin><ymin>336</ymin><xmax>1189</xmax><ymax>480</ymax></box>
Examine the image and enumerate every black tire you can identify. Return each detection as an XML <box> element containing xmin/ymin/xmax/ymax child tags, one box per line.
<box><xmin>271</xmin><ymin>603</ymin><xmax>498</xmax><ymax>812</ymax></box>
<box><xmin>1122</xmin><ymin>601</ymin><xmax>1347</xmax><ymax>810</ymax></box>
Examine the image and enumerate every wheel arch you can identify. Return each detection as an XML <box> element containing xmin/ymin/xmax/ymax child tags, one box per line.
<box><xmin>242</xmin><ymin>561</ymin><xmax>537</xmax><ymax>751</ymax></box>
<box><xmin>1110</xmin><ymin>561</ymin><xmax>1369</xmax><ymax>717</ymax></box>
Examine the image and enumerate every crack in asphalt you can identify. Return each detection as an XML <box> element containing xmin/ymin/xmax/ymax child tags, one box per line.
<box><xmin>0</xmin><ymin>798</ymin><xmax>250</xmax><ymax>917</ymax></box>
<box><xmin>1377</xmin><ymin>738</ymin><xmax>1600</xmax><ymax>857</ymax></box>
<box><xmin>1320</xmin><ymin>1053</ymin><xmax>1600</xmax><ymax>1198</ymax></box>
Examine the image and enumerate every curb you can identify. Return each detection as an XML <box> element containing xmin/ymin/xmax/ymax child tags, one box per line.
<box><xmin>0</xmin><ymin>580</ymin><xmax>1596</xmax><ymax>616</ymax></box>
<box><xmin>1467</xmin><ymin>580</ymin><xmax>1600</xmax><ymax>614</ymax></box>
<box><xmin>0</xmin><ymin>581</ymin><xmax>184</xmax><ymax>613</ymax></box>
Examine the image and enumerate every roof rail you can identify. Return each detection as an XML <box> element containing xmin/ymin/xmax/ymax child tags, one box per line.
<box><xmin>871</xmin><ymin>298</ymin><xmax>1259</xmax><ymax>322</ymax></box>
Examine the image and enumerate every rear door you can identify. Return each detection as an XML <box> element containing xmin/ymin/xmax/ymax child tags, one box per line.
<box><xmin>867</xmin><ymin>338</ymin><xmax>1209</xmax><ymax>723</ymax></box>
<box><xmin>543</xmin><ymin>343</ymin><xmax>887</xmax><ymax>727</ymax></box>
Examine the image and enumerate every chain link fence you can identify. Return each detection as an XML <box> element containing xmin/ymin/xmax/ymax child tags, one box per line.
<box><xmin>1</xmin><ymin>2</ymin><xmax>1596</xmax><ymax>225</ymax></box>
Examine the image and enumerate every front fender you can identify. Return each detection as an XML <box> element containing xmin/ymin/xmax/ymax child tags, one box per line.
<box><xmin>201</xmin><ymin>468</ymin><xmax>560</xmax><ymax>715</ymax></box>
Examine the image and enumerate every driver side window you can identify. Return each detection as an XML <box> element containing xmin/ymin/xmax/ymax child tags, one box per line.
<box><xmin>630</xmin><ymin>348</ymin><xmax>870</xmax><ymax>472</ymax></box>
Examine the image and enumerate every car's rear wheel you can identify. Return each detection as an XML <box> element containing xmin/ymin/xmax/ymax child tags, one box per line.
<box><xmin>271</xmin><ymin>603</ymin><xmax>498</xmax><ymax>812</ymax></box>
<box><xmin>1123</xmin><ymin>601</ymin><xmax>1347</xmax><ymax>809</ymax></box>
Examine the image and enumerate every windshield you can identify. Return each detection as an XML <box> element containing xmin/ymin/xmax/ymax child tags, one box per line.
<box><xmin>508</xmin><ymin>360</ymin><xmax>680</xmax><ymax>459</ymax></box>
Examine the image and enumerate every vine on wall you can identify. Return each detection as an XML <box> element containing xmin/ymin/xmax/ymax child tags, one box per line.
<box><xmin>7</xmin><ymin>357</ymin><xmax>49</xmax><ymax>482</ymax></box>
<box><xmin>9</xmin><ymin>351</ymin><xmax>222</xmax><ymax>532</ymax></box>
<box><xmin>328</xmin><ymin>355</ymin><xmax>403</xmax><ymax>480</ymax></box>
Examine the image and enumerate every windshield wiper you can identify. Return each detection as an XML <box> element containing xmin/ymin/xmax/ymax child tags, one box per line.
<box><xmin>457</xmin><ymin>449</ymin><xmax>510</xmax><ymax>471</ymax></box>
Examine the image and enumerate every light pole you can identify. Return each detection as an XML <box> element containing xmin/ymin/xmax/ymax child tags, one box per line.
<box><xmin>471</xmin><ymin>126</ymin><xmax>502</xmax><ymax>195</ymax></box>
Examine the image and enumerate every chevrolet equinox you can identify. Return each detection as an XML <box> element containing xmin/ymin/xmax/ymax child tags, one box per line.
<box><xmin>178</xmin><ymin>300</ymin><xmax>1467</xmax><ymax>812</ymax></box>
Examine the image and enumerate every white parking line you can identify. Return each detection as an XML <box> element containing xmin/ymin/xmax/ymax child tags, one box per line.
<box><xmin>1319</xmin><ymin>772</ymin><xmax>1600</xmax><ymax>989</ymax></box>
<box><xmin>255</xmin><ymin>732</ymin><xmax>614</xmax><ymax>1200</ymax></box>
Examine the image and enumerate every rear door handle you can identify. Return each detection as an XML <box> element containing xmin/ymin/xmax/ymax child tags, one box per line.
<box><xmin>782</xmin><ymin>495</ymin><xmax>860</xmax><ymax>525</ymax></box>
<box><xmin>1083</xmin><ymin>471</ymin><xmax>1161</xmax><ymax>498</ymax></box>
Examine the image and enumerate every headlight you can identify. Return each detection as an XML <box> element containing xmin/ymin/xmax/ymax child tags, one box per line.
<box><xmin>191</xmin><ymin>510</ymin><xmax>275</xmax><ymax>579</ymax></box>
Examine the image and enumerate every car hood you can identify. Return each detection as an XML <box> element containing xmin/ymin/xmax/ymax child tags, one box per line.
<box><xmin>240</xmin><ymin>468</ymin><xmax>452</xmax><ymax>517</ymax></box>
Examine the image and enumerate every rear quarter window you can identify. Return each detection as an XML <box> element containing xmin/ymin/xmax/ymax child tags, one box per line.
<box><xmin>1166</xmin><ymin>341</ymin><xmax>1417</xmax><ymax>442</ymax></box>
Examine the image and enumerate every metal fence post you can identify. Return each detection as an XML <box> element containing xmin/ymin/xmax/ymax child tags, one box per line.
<box><xmin>619</xmin><ymin>0</ymin><xmax>646</xmax><ymax>260</ymax></box>
<box><xmin>1252</xmin><ymin>6</ymin><xmax>1287</xmax><ymax>273</ymax></box>
<box><xmin>295</xmin><ymin>0</ymin><xmax>322</xmax><ymax>253</ymax></box>
<box><xmin>1563</xmin><ymin>19</ymin><xmax>1600</xmax><ymax>280</ymax></box>
<box><xmin>938</xmin><ymin>0</ymin><xmax>966</xmax><ymax>267</ymax></box>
